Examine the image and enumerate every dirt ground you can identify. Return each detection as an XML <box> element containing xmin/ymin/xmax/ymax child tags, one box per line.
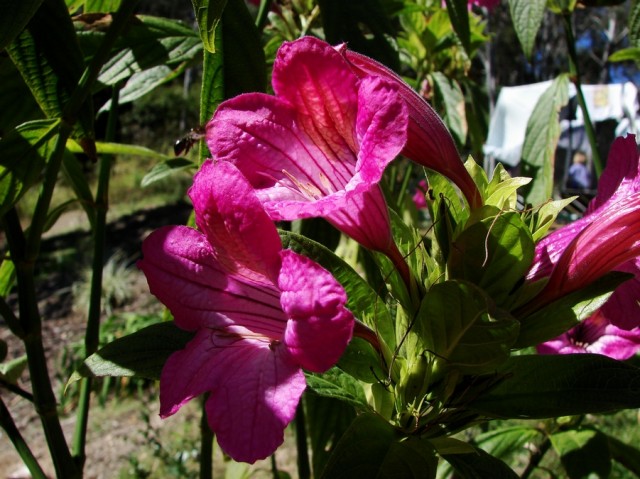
<box><xmin>0</xmin><ymin>203</ymin><xmax>299</xmax><ymax>478</ymax></box>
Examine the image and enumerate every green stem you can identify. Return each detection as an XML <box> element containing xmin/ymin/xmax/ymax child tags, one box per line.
<box><xmin>199</xmin><ymin>397</ymin><xmax>213</xmax><ymax>479</ymax></box>
<box><xmin>0</xmin><ymin>397</ymin><xmax>48</xmax><ymax>479</ymax></box>
<box><xmin>255</xmin><ymin>0</ymin><xmax>273</xmax><ymax>31</ymax></box>
<box><xmin>0</xmin><ymin>377</ymin><xmax>35</xmax><ymax>402</ymax></box>
<box><xmin>562</xmin><ymin>13</ymin><xmax>603</xmax><ymax>177</ymax></box>
<box><xmin>5</xmin><ymin>126</ymin><xmax>81</xmax><ymax>479</ymax></box>
<box><xmin>72</xmin><ymin>84</ymin><xmax>120</xmax><ymax>464</ymax></box>
<box><xmin>0</xmin><ymin>294</ymin><xmax>23</xmax><ymax>338</ymax></box>
<box><xmin>295</xmin><ymin>402</ymin><xmax>311</xmax><ymax>479</ymax></box>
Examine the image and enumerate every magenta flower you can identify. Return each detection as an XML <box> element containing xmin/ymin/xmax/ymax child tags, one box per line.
<box><xmin>207</xmin><ymin>37</ymin><xmax>408</xmax><ymax>264</ymax></box>
<box><xmin>413</xmin><ymin>179</ymin><xmax>429</xmax><ymax>209</ymax></box>
<box><xmin>339</xmin><ymin>45</ymin><xmax>483</xmax><ymax>208</ymax></box>
<box><xmin>527</xmin><ymin>135</ymin><xmax>640</xmax><ymax>358</ymax></box>
<box><xmin>469</xmin><ymin>0</ymin><xmax>500</xmax><ymax>9</ymax></box>
<box><xmin>138</xmin><ymin>160</ymin><xmax>354</xmax><ymax>463</ymax></box>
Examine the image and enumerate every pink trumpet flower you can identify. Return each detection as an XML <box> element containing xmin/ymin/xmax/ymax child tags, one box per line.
<box><xmin>528</xmin><ymin>135</ymin><xmax>640</xmax><ymax>359</ymax></box>
<box><xmin>207</xmin><ymin>36</ymin><xmax>412</xmax><ymax>284</ymax></box>
<box><xmin>138</xmin><ymin>160</ymin><xmax>354</xmax><ymax>463</ymax></box>
<box><xmin>338</xmin><ymin>45</ymin><xmax>483</xmax><ymax>208</ymax></box>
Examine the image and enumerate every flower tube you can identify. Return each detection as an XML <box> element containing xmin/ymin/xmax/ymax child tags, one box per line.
<box><xmin>528</xmin><ymin>135</ymin><xmax>640</xmax><ymax>358</ymax></box>
<box><xmin>339</xmin><ymin>45</ymin><xmax>483</xmax><ymax>208</ymax></box>
<box><xmin>138</xmin><ymin>160</ymin><xmax>354</xmax><ymax>463</ymax></box>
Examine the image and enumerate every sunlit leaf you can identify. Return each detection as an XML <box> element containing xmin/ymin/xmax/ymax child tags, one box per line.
<box><xmin>520</xmin><ymin>74</ymin><xmax>569</xmax><ymax>206</ymax></box>
<box><xmin>508</xmin><ymin>0</ymin><xmax>546</xmax><ymax>59</ymax></box>
<box><xmin>191</xmin><ymin>0</ymin><xmax>228</xmax><ymax>53</ymax></box>
<box><xmin>141</xmin><ymin>158</ymin><xmax>196</xmax><ymax>187</ymax></box>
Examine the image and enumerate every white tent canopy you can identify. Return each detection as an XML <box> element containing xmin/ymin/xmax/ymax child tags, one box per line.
<box><xmin>484</xmin><ymin>81</ymin><xmax>639</xmax><ymax>167</ymax></box>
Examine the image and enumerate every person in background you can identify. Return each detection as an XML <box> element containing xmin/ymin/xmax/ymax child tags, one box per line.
<box><xmin>567</xmin><ymin>150</ymin><xmax>592</xmax><ymax>190</ymax></box>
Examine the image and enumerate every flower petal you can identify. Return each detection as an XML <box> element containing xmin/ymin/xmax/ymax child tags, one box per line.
<box><xmin>160</xmin><ymin>329</ymin><xmax>306</xmax><ymax>463</ymax></box>
<box><xmin>190</xmin><ymin>160</ymin><xmax>282</xmax><ymax>283</ymax></box>
<box><xmin>138</xmin><ymin>225</ymin><xmax>287</xmax><ymax>336</ymax></box>
<box><xmin>600</xmin><ymin>258</ymin><xmax>640</xmax><ymax>330</ymax></box>
<box><xmin>279</xmin><ymin>250</ymin><xmax>354</xmax><ymax>372</ymax></box>
<box><xmin>204</xmin><ymin>336</ymin><xmax>306</xmax><ymax>463</ymax></box>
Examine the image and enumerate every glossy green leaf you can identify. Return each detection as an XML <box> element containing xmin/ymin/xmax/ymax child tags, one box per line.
<box><xmin>0</xmin><ymin>0</ymin><xmax>43</xmax><ymax>51</ymax></box>
<box><xmin>141</xmin><ymin>158</ymin><xmax>195</xmax><ymax>187</ymax></box>
<box><xmin>442</xmin><ymin>446</ymin><xmax>519</xmax><ymax>479</ymax></box>
<box><xmin>69</xmin><ymin>322</ymin><xmax>194</xmax><ymax>383</ymax></box>
<box><xmin>485</xmin><ymin>171</ymin><xmax>531</xmax><ymax>210</ymax></box>
<box><xmin>320</xmin><ymin>413</ymin><xmax>437</xmax><ymax>479</ymax></box>
<box><xmin>508</xmin><ymin>0</ymin><xmax>546</xmax><ymax>59</ymax></box>
<box><xmin>415</xmin><ymin>281</ymin><xmax>519</xmax><ymax>374</ymax></box>
<box><xmin>550</xmin><ymin>429</ymin><xmax>611</xmax><ymax>479</ymax></box>
<box><xmin>304</xmin><ymin>394</ymin><xmax>357</xmax><ymax>478</ymax></box>
<box><xmin>0</xmin><ymin>119</ymin><xmax>60</xmax><ymax>219</ymax></box>
<box><xmin>191</xmin><ymin>0</ymin><xmax>227</xmax><ymax>53</ymax></box>
<box><xmin>336</xmin><ymin>337</ymin><xmax>387</xmax><ymax>384</ymax></box>
<box><xmin>7</xmin><ymin>0</ymin><xmax>94</xmax><ymax>143</ymax></box>
<box><xmin>444</xmin><ymin>0</ymin><xmax>470</xmax><ymax>54</ymax></box>
<box><xmin>431</xmin><ymin>72</ymin><xmax>466</xmax><ymax>147</ymax></box>
<box><xmin>515</xmin><ymin>271</ymin><xmax>631</xmax><ymax>347</ymax></box>
<box><xmin>305</xmin><ymin>368</ymin><xmax>368</xmax><ymax>410</ymax></box>
<box><xmin>467</xmin><ymin>354</ymin><xmax>640</xmax><ymax>418</ymax></box>
<box><xmin>520</xmin><ymin>74</ymin><xmax>569</xmax><ymax>206</ymax></box>
<box><xmin>199</xmin><ymin>49</ymin><xmax>223</xmax><ymax>160</ymax></box>
<box><xmin>528</xmin><ymin>196</ymin><xmax>575</xmax><ymax>242</ymax></box>
<box><xmin>448</xmin><ymin>208</ymin><xmax>535</xmax><ymax>306</ymax></box>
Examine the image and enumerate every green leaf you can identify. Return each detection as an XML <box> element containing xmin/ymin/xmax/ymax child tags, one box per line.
<box><xmin>320</xmin><ymin>413</ymin><xmax>437</xmax><ymax>479</ymax></box>
<box><xmin>467</xmin><ymin>354</ymin><xmax>640</xmax><ymax>418</ymax></box>
<box><xmin>442</xmin><ymin>446</ymin><xmax>519</xmax><ymax>479</ymax></box>
<box><xmin>515</xmin><ymin>271</ymin><xmax>631</xmax><ymax>347</ymax></box>
<box><xmin>86</xmin><ymin>15</ymin><xmax>202</xmax><ymax>87</ymax></box>
<box><xmin>66</xmin><ymin>139</ymin><xmax>171</xmax><ymax>159</ymax></box>
<box><xmin>606</xmin><ymin>433</ymin><xmax>640</xmax><ymax>476</ymax></box>
<box><xmin>0</xmin><ymin>355</ymin><xmax>28</xmax><ymax>384</ymax></box>
<box><xmin>431</xmin><ymin>72</ymin><xmax>466</xmax><ymax>147</ymax></box>
<box><xmin>42</xmin><ymin>199</ymin><xmax>79</xmax><ymax>233</ymax></box>
<box><xmin>550</xmin><ymin>429</ymin><xmax>611</xmax><ymax>479</ymax></box>
<box><xmin>444</xmin><ymin>0</ymin><xmax>470</xmax><ymax>54</ymax></box>
<box><xmin>221</xmin><ymin>0</ymin><xmax>266</xmax><ymax>98</ymax></box>
<box><xmin>99</xmin><ymin>63</ymin><xmax>187</xmax><ymax>112</ymax></box>
<box><xmin>7</xmin><ymin>0</ymin><xmax>94</xmax><ymax>144</ymax></box>
<box><xmin>0</xmin><ymin>259</ymin><xmax>16</xmax><ymax>297</ymax></box>
<box><xmin>0</xmin><ymin>119</ymin><xmax>60</xmax><ymax>218</ymax></box>
<box><xmin>415</xmin><ymin>281</ymin><xmax>519</xmax><ymax>375</ymax></box>
<box><xmin>528</xmin><ymin>196</ymin><xmax>575</xmax><ymax>242</ymax></box>
<box><xmin>141</xmin><ymin>158</ymin><xmax>196</xmax><ymax>187</ymax></box>
<box><xmin>474</xmin><ymin>426</ymin><xmax>543</xmax><ymax>460</ymax></box>
<box><xmin>318</xmin><ymin>0</ymin><xmax>399</xmax><ymax>70</ymax></box>
<box><xmin>508</xmin><ymin>0</ymin><xmax>546</xmax><ymax>59</ymax></box>
<box><xmin>0</xmin><ymin>56</ymin><xmax>42</xmax><ymax>133</ymax></box>
<box><xmin>485</xmin><ymin>170</ymin><xmax>531</xmax><ymax>210</ymax></box>
<box><xmin>199</xmin><ymin>50</ymin><xmax>224</xmax><ymax>153</ymax></box>
<box><xmin>305</xmin><ymin>368</ymin><xmax>368</xmax><ymax>410</ymax></box>
<box><xmin>337</xmin><ymin>337</ymin><xmax>387</xmax><ymax>384</ymax></box>
<box><xmin>61</xmin><ymin>149</ymin><xmax>95</xmax><ymax>227</ymax></box>
<box><xmin>0</xmin><ymin>0</ymin><xmax>43</xmax><ymax>51</ymax></box>
<box><xmin>448</xmin><ymin>208</ymin><xmax>535</xmax><ymax>307</ymax></box>
<box><xmin>70</xmin><ymin>322</ymin><xmax>194</xmax><ymax>383</ymax></box>
<box><xmin>191</xmin><ymin>0</ymin><xmax>228</xmax><ymax>53</ymax></box>
<box><xmin>609</xmin><ymin>47</ymin><xmax>640</xmax><ymax>63</ymax></box>
<box><xmin>520</xmin><ymin>74</ymin><xmax>570</xmax><ymax>206</ymax></box>
<box><xmin>304</xmin><ymin>394</ymin><xmax>357</xmax><ymax>478</ymax></box>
